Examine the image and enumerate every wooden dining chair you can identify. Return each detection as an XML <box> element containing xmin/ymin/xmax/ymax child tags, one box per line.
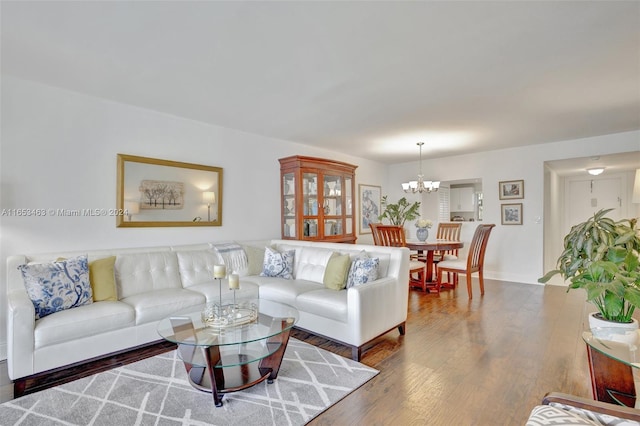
<box><xmin>369</xmin><ymin>222</ymin><xmax>382</xmax><ymax>246</ymax></box>
<box><xmin>431</xmin><ymin>222</ymin><xmax>462</xmax><ymax>282</ymax></box>
<box><xmin>433</xmin><ymin>222</ymin><xmax>462</xmax><ymax>261</ymax></box>
<box><xmin>436</xmin><ymin>224</ymin><xmax>495</xmax><ymax>299</ymax></box>
<box><xmin>369</xmin><ymin>223</ymin><xmax>427</xmax><ymax>291</ymax></box>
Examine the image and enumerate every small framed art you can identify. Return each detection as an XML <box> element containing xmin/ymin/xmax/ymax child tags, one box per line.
<box><xmin>499</xmin><ymin>180</ymin><xmax>524</xmax><ymax>200</ymax></box>
<box><xmin>358</xmin><ymin>184</ymin><xmax>381</xmax><ymax>234</ymax></box>
<box><xmin>501</xmin><ymin>203</ymin><xmax>523</xmax><ymax>225</ymax></box>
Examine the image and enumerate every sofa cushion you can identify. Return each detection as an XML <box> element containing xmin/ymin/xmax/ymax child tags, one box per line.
<box><xmin>547</xmin><ymin>402</ymin><xmax>639</xmax><ymax>426</ymax></box>
<box><xmin>526</xmin><ymin>404</ymin><xmax>599</xmax><ymax>426</ymax></box>
<box><xmin>257</xmin><ymin>278</ymin><xmax>323</xmax><ymax>307</ymax></box>
<box><xmin>323</xmin><ymin>253</ymin><xmax>351</xmax><ymax>290</ymax></box>
<box><xmin>34</xmin><ymin>301</ymin><xmax>135</xmax><ymax>348</ymax></box>
<box><xmin>121</xmin><ymin>288</ymin><xmax>205</xmax><ymax>325</ymax></box>
<box><xmin>89</xmin><ymin>256</ymin><xmax>118</xmax><ymax>302</ymax></box>
<box><xmin>347</xmin><ymin>257</ymin><xmax>380</xmax><ymax>288</ymax></box>
<box><xmin>176</xmin><ymin>249</ymin><xmax>221</xmax><ymax>288</ymax></box>
<box><xmin>295</xmin><ymin>288</ymin><xmax>348</xmax><ymax>322</ymax></box>
<box><xmin>296</xmin><ymin>247</ymin><xmax>335</xmax><ymax>283</ymax></box>
<box><xmin>116</xmin><ymin>252</ymin><xmax>182</xmax><ymax>298</ymax></box>
<box><xmin>260</xmin><ymin>247</ymin><xmax>295</xmax><ymax>279</ymax></box>
<box><xmin>18</xmin><ymin>255</ymin><xmax>93</xmax><ymax>319</ymax></box>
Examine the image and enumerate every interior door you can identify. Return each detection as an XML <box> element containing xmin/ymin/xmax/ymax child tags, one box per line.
<box><xmin>564</xmin><ymin>175</ymin><xmax>624</xmax><ymax>234</ymax></box>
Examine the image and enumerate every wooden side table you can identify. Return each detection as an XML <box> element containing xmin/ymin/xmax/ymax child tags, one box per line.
<box><xmin>582</xmin><ymin>331</ymin><xmax>639</xmax><ymax>407</ymax></box>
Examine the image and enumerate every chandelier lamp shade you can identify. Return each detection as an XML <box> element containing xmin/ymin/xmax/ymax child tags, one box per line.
<box><xmin>402</xmin><ymin>142</ymin><xmax>440</xmax><ymax>194</ymax></box>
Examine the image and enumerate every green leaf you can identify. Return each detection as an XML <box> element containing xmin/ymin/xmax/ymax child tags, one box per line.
<box><xmin>615</xmin><ymin>230</ymin><xmax>635</xmax><ymax>245</ymax></box>
<box><xmin>538</xmin><ymin>270</ymin><xmax>560</xmax><ymax>283</ymax></box>
<box><xmin>603</xmin><ymin>291</ymin><xmax>623</xmax><ymax>318</ymax></box>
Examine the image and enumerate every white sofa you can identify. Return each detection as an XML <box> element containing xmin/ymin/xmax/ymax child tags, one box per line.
<box><xmin>6</xmin><ymin>239</ymin><xmax>409</xmax><ymax>394</ymax></box>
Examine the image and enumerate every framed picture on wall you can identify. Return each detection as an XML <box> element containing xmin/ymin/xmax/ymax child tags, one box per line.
<box><xmin>501</xmin><ymin>203</ymin><xmax>523</xmax><ymax>225</ymax></box>
<box><xmin>116</xmin><ymin>154</ymin><xmax>223</xmax><ymax>228</ymax></box>
<box><xmin>499</xmin><ymin>179</ymin><xmax>524</xmax><ymax>200</ymax></box>
<box><xmin>358</xmin><ymin>184</ymin><xmax>381</xmax><ymax>234</ymax></box>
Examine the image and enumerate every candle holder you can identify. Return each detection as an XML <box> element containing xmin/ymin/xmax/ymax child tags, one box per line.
<box><xmin>217</xmin><ymin>277</ymin><xmax>223</xmax><ymax>308</ymax></box>
<box><xmin>202</xmin><ymin>268</ymin><xmax>257</xmax><ymax>329</ymax></box>
<box><xmin>232</xmin><ymin>288</ymin><xmax>237</xmax><ymax>310</ymax></box>
<box><xmin>201</xmin><ymin>300</ymin><xmax>258</xmax><ymax>329</ymax></box>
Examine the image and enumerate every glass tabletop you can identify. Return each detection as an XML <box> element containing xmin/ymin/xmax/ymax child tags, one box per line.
<box><xmin>157</xmin><ymin>299</ymin><xmax>299</xmax><ymax>348</ymax></box>
<box><xmin>582</xmin><ymin>329</ymin><xmax>640</xmax><ymax>368</ymax></box>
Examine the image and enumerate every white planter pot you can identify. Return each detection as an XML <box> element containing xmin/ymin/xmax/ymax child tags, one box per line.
<box><xmin>588</xmin><ymin>312</ymin><xmax>639</xmax><ymax>346</ymax></box>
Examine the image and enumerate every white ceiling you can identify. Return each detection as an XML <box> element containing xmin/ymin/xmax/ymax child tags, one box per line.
<box><xmin>545</xmin><ymin>152</ymin><xmax>640</xmax><ymax>177</ymax></box>
<box><xmin>2</xmin><ymin>1</ymin><xmax>639</xmax><ymax>165</ymax></box>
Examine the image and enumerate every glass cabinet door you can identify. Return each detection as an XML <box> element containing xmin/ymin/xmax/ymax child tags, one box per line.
<box><xmin>282</xmin><ymin>173</ymin><xmax>296</xmax><ymax>238</ymax></box>
<box><xmin>345</xmin><ymin>175</ymin><xmax>353</xmax><ymax>235</ymax></box>
<box><xmin>303</xmin><ymin>173</ymin><xmax>318</xmax><ymax>237</ymax></box>
<box><xmin>323</xmin><ymin>174</ymin><xmax>344</xmax><ymax>237</ymax></box>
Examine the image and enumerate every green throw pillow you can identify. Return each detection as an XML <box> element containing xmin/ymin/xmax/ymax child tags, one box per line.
<box><xmin>323</xmin><ymin>253</ymin><xmax>351</xmax><ymax>290</ymax></box>
<box><xmin>89</xmin><ymin>256</ymin><xmax>117</xmax><ymax>301</ymax></box>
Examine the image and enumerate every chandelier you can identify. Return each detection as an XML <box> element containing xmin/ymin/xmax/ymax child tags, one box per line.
<box><xmin>401</xmin><ymin>142</ymin><xmax>440</xmax><ymax>193</ymax></box>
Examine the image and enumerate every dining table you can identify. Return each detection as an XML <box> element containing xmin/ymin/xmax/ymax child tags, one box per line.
<box><xmin>405</xmin><ymin>239</ymin><xmax>464</xmax><ymax>292</ymax></box>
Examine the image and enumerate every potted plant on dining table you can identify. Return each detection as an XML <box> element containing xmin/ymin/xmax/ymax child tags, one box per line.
<box><xmin>378</xmin><ymin>196</ymin><xmax>421</xmax><ymax>227</ymax></box>
<box><xmin>538</xmin><ymin>208</ymin><xmax>640</xmax><ymax>343</ymax></box>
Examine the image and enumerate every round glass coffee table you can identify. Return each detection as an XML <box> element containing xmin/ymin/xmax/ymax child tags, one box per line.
<box><xmin>157</xmin><ymin>299</ymin><xmax>299</xmax><ymax>407</ymax></box>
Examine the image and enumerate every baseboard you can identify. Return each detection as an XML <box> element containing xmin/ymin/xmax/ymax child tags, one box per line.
<box><xmin>482</xmin><ymin>271</ymin><xmax>543</xmax><ymax>285</ymax></box>
<box><xmin>13</xmin><ymin>339</ymin><xmax>176</xmax><ymax>397</ymax></box>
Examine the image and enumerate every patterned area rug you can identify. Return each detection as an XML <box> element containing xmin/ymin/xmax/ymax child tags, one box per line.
<box><xmin>0</xmin><ymin>339</ymin><xmax>378</xmax><ymax>425</ymax></box>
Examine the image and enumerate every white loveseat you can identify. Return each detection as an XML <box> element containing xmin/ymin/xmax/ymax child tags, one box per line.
<box><xmin>6</xmin><ymin>239</ymin><xmax>409</xmax><ymax>394</ymax></box>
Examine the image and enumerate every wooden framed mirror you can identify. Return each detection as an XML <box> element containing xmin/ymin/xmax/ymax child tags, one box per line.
<box><xmin>116</xmin><ymin>154</ymin><xmax>223</xmax><ymax>227</ymax></box>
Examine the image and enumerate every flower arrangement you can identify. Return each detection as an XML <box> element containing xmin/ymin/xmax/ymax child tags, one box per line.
<box><xmin>415</xmin><ymin>219</ymin><xmax>433</xmax><ymax>229</ymax></box>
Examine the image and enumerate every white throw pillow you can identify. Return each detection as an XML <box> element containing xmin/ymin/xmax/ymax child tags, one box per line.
<box><xmin>347</xmin><ymin>256</ymin><xmax>379</xmax><ymax>288</ymax></box>
<box><xmin>260</xmin><ymin>247</ymin><xmax>295</xmax><ymax>280</ymax></box>
<box><xmin>18</xmin><ymin>255</ymin><xmax>93</xmax><ymax>319</ymax></box>
<box><xmin>240</xmin><ymin>244</ymin><xmax>266</xmax><ymax>276</ymax></box>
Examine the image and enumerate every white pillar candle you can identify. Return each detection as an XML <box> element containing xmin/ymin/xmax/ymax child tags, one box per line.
<box><xmin>229</xmin><ymin>273</ymin><xmax>240</xmax><ymax>290</ymax></box>
<box><xmin>213</xmin><ymin>264</ymin><xmax>226</xmax><ymax>278</ymax></box>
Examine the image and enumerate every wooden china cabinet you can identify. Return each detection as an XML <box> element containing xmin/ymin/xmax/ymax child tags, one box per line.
<box><xmin>279</xmin><ymin>156</ymin><xmax>357</xmax><ymax>243</ymax></box>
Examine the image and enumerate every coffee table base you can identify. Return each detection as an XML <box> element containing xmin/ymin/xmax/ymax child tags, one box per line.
<box><xmin>182</xmin><ymin>323</ymin><xmax>292</xmax><ymax>407</ymax></box>
<box><xmin>187</xmin><ymin>362</ymin><xmax>273</xmax><ymax>407</ymax></box>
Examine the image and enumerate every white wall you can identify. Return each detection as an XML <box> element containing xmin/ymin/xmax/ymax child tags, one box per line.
<box><xmin>0</xmin><ymin>76</ymin><xmax>388</xmax><ymax>358</ymax></box>
<box><xmin>543</xmin><ymin>166</ymin><xmax>563</xmax><ymax>284</ymax></box>
<box><xmin>387</xmin><ymin>130</ymin><xmax>640</xmax><ymax>285</ymax></box>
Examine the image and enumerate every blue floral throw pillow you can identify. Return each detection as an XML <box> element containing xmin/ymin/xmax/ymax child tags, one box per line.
<box><xmin>18</xmin><ymin>255</ymin><xmax>93</xmax><ymax>319</ymax></box>
<box><xmin>347</xmin><ymin>257</ymin><xmax>379</xmax><ymax>288</ymax></box>
<box><xmin>260</xmin><ymin>247</ymin><xmax>295</xmax><ymax>280</ymax></box>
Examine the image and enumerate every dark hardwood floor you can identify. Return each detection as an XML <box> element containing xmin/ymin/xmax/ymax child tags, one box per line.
<box><xmin>299</xmin><ymin>279</ymin><xmax>594</xmax><ymax>425</ymax></box>
<box><xmin>0</xmin><ymin>279</ymin><xmax>595</xmax><ymax>424</ymax></box>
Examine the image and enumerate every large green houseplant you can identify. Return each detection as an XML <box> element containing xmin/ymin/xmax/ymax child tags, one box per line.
<box><xmin>539</xmin><ymin>209</ymin><xmax>640</xmax><ymax>328</ymax></box>
<box><xmin>378</xmin><ymin>196</ymin><xmax>421</xmax><ymax>227</ymax></box>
